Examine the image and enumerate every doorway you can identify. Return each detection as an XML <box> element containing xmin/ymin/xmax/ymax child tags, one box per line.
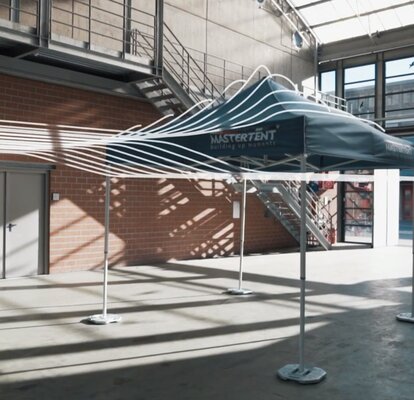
<box><xmin>343</xmin><ymin>181</ymin><xmax>374</xmax><ymax>244</ymax></box>
<box><xmin>0</xmin><ymin>169</ymin><xmax>48</xmax><ymax>278</ymax></box>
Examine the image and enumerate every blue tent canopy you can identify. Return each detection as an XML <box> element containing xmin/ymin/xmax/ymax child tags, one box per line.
<box><xmin>108</xmin><ymin>78</ymin><xmax>414</xmax><ymax>172</ymax></box>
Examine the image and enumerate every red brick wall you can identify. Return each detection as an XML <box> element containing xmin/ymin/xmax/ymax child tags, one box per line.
<box><xmin>0</xmin><ymin>73</ymin><xmax>297</xmax><ymax>273</ymax></box>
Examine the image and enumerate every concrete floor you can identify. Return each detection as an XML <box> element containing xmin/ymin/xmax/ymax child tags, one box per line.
<box><xmin>1</xmin><ymin>246</ymin><xmax>414</xmax><ymax>400</ymax></box>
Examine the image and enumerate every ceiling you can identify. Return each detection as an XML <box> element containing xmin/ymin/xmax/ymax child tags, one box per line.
<box><xmin>289</xmin><ymin>0</ymin><xmax>414</xmax><ymax>44</ymax></box>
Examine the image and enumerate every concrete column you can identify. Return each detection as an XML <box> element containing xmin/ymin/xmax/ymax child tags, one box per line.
<box><xmin>386</xmin><ymin>169</ymin><xmax>400</xmax><ymax>246</ymax></box>
<box><xmin>373</xmin><ymin>169</ymin><xmax>400</xmax><ymax>247</ymax></box>
<box><xmin>123</xmin><ymin>0</ymin><xmax>132</xmax><ymax>57</ymax></box>
<box><xmin>39</xmin><ymin>0</ymin><xmax>51</xmax><ymax>48</ymax></box>
<box><xmin>10</xmin><ymin>0</ymin><xmax>20</xmax><ymax>23</ymax></box>
<box><xmin>336</xmin><ymin>60</ymin><xmax>344</xmax><ymax>99</ymax></box>
<box><xmin>154</xmin><ymin>0</ymin><xmax>164</xmax><ymax>74</ymax></box>
<box><xmin>376</xmin><ymin>52</ymin><xmax>384</xmax><ymax>125</ymax></box>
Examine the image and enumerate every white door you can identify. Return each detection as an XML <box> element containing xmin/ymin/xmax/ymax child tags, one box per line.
<box><xmin>2</xmin><ymin>172</ymin><xmax>45</xmax><ymax>278</ymax></box>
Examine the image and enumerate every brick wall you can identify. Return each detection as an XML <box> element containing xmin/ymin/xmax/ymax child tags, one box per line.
<box><xmin>0</xmin><ymin>73</ymin><xmax>297</xmax><ymax>273</ymax></box>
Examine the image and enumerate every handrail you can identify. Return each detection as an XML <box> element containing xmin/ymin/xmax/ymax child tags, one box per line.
<box><xmin>282</xmin><ymin>180</ymin><xmax>333</xmax><ymax>240</ymax></box>
<box><xmin>303</xmin><ymin>85</ymin><xmax>347</xmax><ymax>111</ymax></box>
<box><xmin>162</xmin><ymin>24</ymin><xmax>222</xmax><ymax>102</ymax></box>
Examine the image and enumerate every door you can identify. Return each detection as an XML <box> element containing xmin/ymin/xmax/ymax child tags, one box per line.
<box><xmin>1</xmin><ymin>171</ymin><xmax>45</xmax><ymax>278</ymax></box>
<box><xmin>343</xmin><ymin>181</ymin><xmax>373</xmax><ymax>244</ymax></box>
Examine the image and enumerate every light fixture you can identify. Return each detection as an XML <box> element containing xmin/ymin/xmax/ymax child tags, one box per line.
<box><xmin>292</xmin><ymin>30</ymin><xmax>304</xmax><ymax>50</ymax></box>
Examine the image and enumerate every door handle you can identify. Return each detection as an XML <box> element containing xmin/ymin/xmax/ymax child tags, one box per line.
<box><xmin>7</xmin><ymin>223</ymin><xmax>16</xmax><ymax>232</ymax></box>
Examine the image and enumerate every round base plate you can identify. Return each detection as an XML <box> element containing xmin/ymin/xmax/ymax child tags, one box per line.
<box><xmin>396</xmin><ymin>312</ymin><xmax>414</xmax><ymax>323</ymax></box>
<box><xmin>226</xmin><ymin>288</ymin><xmax>253</xmax><ymax>295</ymax></box>
<box><xmin>87</xmin><ymin>314</ymin><xmax>122</xmax><ymax>325</ymax></box>
<box><xmin>277</xmin><ymin>364</ymin><xmax>327</xmax><ymax>384</ymax></box>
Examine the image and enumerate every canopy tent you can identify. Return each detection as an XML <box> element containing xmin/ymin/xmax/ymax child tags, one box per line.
<box><xmin>1</xmin><ymin>67</ymin><xmax>414</xmax><ymax>384</ymax></box>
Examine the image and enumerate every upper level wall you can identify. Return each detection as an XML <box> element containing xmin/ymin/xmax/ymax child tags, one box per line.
<box><xmin>163</xmin><ymin>0</ymin><xmax>314</xmax><ymax>85</ymax></box>
<box><xmin>128</xmin><ymin>0</ymin><xmax>314</xmax><ymax>86</ymax></box>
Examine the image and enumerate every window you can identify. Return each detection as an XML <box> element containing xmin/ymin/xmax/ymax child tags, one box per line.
<box><xmin>320</xmin><ymin>70</ymin><xmax>336</xmax><ymax>96</ymax></box>
<box><xmin>343</xmin><ymin>170</ymin><xmax>373</xmax><ymax>245</ymax></box>
<box><xmin>344</xmin><ymin>64</ymin><xmax>375</xmax><ymax>120</ymax></box>
<box><xmin>385</xmin><ymin>56</ymin><xmax>414</xmax><ymax>128</ymax></box>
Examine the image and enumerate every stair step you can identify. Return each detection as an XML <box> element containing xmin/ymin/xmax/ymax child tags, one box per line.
<box><xmin>149</xmin><ymin>93</ymin><xmax>178</xmax><ymax>103</ymax></box>
<box><xmin>158</xmin><ymin>103</ymin><xmax>185</xmax><ymax>112</ymax></box>
<box><xmin>139</xmin><ymin>83</ymin><xmax>168</xmax><ymax>93</ymax></box>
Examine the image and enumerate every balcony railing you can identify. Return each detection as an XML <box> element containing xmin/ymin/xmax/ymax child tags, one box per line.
<box><xmin>50</xmin><ymin>0</ymin><xmax>155</xmax><ymax>59</ymax></box>
<box><xmin>0</xmin><ymin>0</ymin><xmax>39</xmax><ymax>39</ymax></box>
<box><xmin>0</xmin><ymin>1</ymin><xmax>264</xmax><ymax>98</ymax></box>
<box><xmin>0</xmin><ymin>0</ymin><xmax>156</xmax><ymax>61</ymax></box>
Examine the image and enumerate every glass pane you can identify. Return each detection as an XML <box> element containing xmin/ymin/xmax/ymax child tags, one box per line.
<box><xmin>330</xmin><ymin>0</ymin><xmax>354</xmax><ymax>19</ymax></box>
<box><xmin>394</xmin><ymin>5</ymin><xmax>414</xmax><ymax>27</ymax></box>
<box><xmin>352</xmin><ymin>113</ymin><xmax>375</xmax><ymax>121</ymax></box>
<box><xmin>347</xmin><ymin>97</ymin><xmax>375</xmax><ymax>114</ymax></box>
<box><xmin>375</xmin><ymin>9</ymin><xmax>402</xmax><ymax>31</ymax></box>
<box><xmin>320</xmin><ymin>70</ymin><xmax>336</xmax><ymax>95</ymax></box>
<box><xmin>385</xmin><ymin>92</ymin><xmax>414</xmax><ymax>111</ymax></box>
<box><xmin>345</xmin><ymin>82</ymin><xmax>375</xmax><ymax>98</ymax></box>
<box><xmin>385</xmin><ymin>109</ymin><xmax>414</xmax><ymax>128</ymax></box>
<box><xmin>344</xmin><ymin>225</ymin><xmax>372</xmax><ymax>243</ymax></box>
<box><xmin>343</xmin><ymin>180</ymin><xmax>373</xmax><ymax>244</ymax></box>
<box><xmin>345</xmin><ymin>64</ymin><xmax>375</xmax><ymax>84</ymax></box>
<box><xmin>314</xmin><ymin>18</ymin><xmax>366</xmax><ymax>43</ymax></box>
<box><xmin>300</xmin><ymin>2</ymin><xmax>336</xmax><ymax>26</ymax></box>
<box><xmin>386</xmin><ymin>75</ymin><xmax>414</xmax><ymax>92</ymax></box>
<box><xmin>386</xmin><ymin>57</ymin><xmax>414</xmax><ymax>78</ymax></box>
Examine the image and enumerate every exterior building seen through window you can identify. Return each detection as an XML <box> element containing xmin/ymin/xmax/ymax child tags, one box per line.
<box><xmin>385</xmin><ymin>56</ymin><xmax>414</xmax><ymax>129</ymax></box>
<box><xmin>344</xmin><ymin>64</ymin><xmax>376</xmax><ymax>121</ymax></box>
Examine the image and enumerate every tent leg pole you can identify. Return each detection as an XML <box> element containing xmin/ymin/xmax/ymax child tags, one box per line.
<box><xmin>397</xmin><ymin>180</ymin><xmax>414</xmax><ymax>323</ymax></box>
<box><xmin>86</xmin><ymin>173</ymin><xmax>121</xmax><ymax>325</ymax></box>
<box><xmin>226</xmin><ymin>178</ymin><xmax>252</xmax><ymax>296</ymax></box>
<box><xmin>103</xmin><ymin>174</ymin><xmax>110</xmax><ymax>318</ymax></box>
<box><xmin>299</xmin><ymin>166</ymin><xmax>307</xmax><ymax>373</ymax></box>
<box><xmin>277</xmin><ymin>155</ymin><xmax>326</xmax><ymax>384</ymax></box>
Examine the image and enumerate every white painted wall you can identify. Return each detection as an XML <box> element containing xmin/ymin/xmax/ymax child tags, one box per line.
<box><xmin>373</xmin><ymin>169</ymin><xmax>400</xmax><ymax>247</ymax></box>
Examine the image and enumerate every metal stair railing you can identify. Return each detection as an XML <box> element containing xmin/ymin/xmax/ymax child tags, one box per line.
<box><xmin>162</xmin><ymin>24</ymin><xmax>222</xmax><ymax>104</ymax></box>
<box><xmin>238</xmin><ymin>180</ymin><xmax>333</xmax><ymax>249</ymax></box>
<box><xmin>276</xmin><ymin>180</ymin><xmax>332</xmax><ymax>249</ymax></box>
<box><xmin>302</xmin><ymin>86</ymin><xmax>347</xmax><ymax>111</ymax></box>
<box><xmin>130</xmin><ymin>23</ymin><xmax>222</xmax><ymax>106</ymax></box>
<box><xmin>251</xmin><ymin>183</ymin><xmax>301</xmax><ymax>243</ymax></box>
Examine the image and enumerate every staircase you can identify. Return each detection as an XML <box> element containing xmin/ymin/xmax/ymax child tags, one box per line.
<box><xmin>234</xmin><ymin>180</ymin><xmax>333</xmax><ymax>250</ymax></box>
<box><xmin>131</xmin><ymin>24</ymin><xmax>220</xmax><ymax>116</ymax></box>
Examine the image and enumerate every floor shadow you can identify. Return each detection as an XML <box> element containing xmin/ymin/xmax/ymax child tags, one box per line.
<box><xmin>1</xmin><ymin>302</ymin><xmax>413</xmax><ymax>400</ymax></box>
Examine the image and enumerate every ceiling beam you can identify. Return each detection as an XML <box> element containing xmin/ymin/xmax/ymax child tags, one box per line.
<box><xmin>319</xmin><ymin>25</ymin><xmax>414</xmax><ymax>64</ymax></box>
<box><xmin>295</xmin><ymin>0</ymin><xmax>330</xmax><ymax>11</ymax></box>
<box><xmin>266</xmin><ymin>0</ymin><xmax>320</xmax><ymax>44</ymax></box>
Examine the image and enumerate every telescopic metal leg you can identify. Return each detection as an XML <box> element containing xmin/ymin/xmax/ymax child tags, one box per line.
<box><xmin>87</xmin><ymin>174</ymin><xmax>121</xmax><ymax>325</ymax></box>
<box><xmin>227</xmin><ymin>178</ymin><xmax>252</xmax><ymax>295</ymax></box>
<box><xmin>277</xmin><ymin>156</ymin><xmax>326</xmax><ymax>384</ymax></box>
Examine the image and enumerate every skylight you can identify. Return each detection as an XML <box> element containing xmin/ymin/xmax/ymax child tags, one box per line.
<box><xmin>290</xmin><ymin>0</ymin><xmax>414</xmax><ymax>44</ymax></box>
